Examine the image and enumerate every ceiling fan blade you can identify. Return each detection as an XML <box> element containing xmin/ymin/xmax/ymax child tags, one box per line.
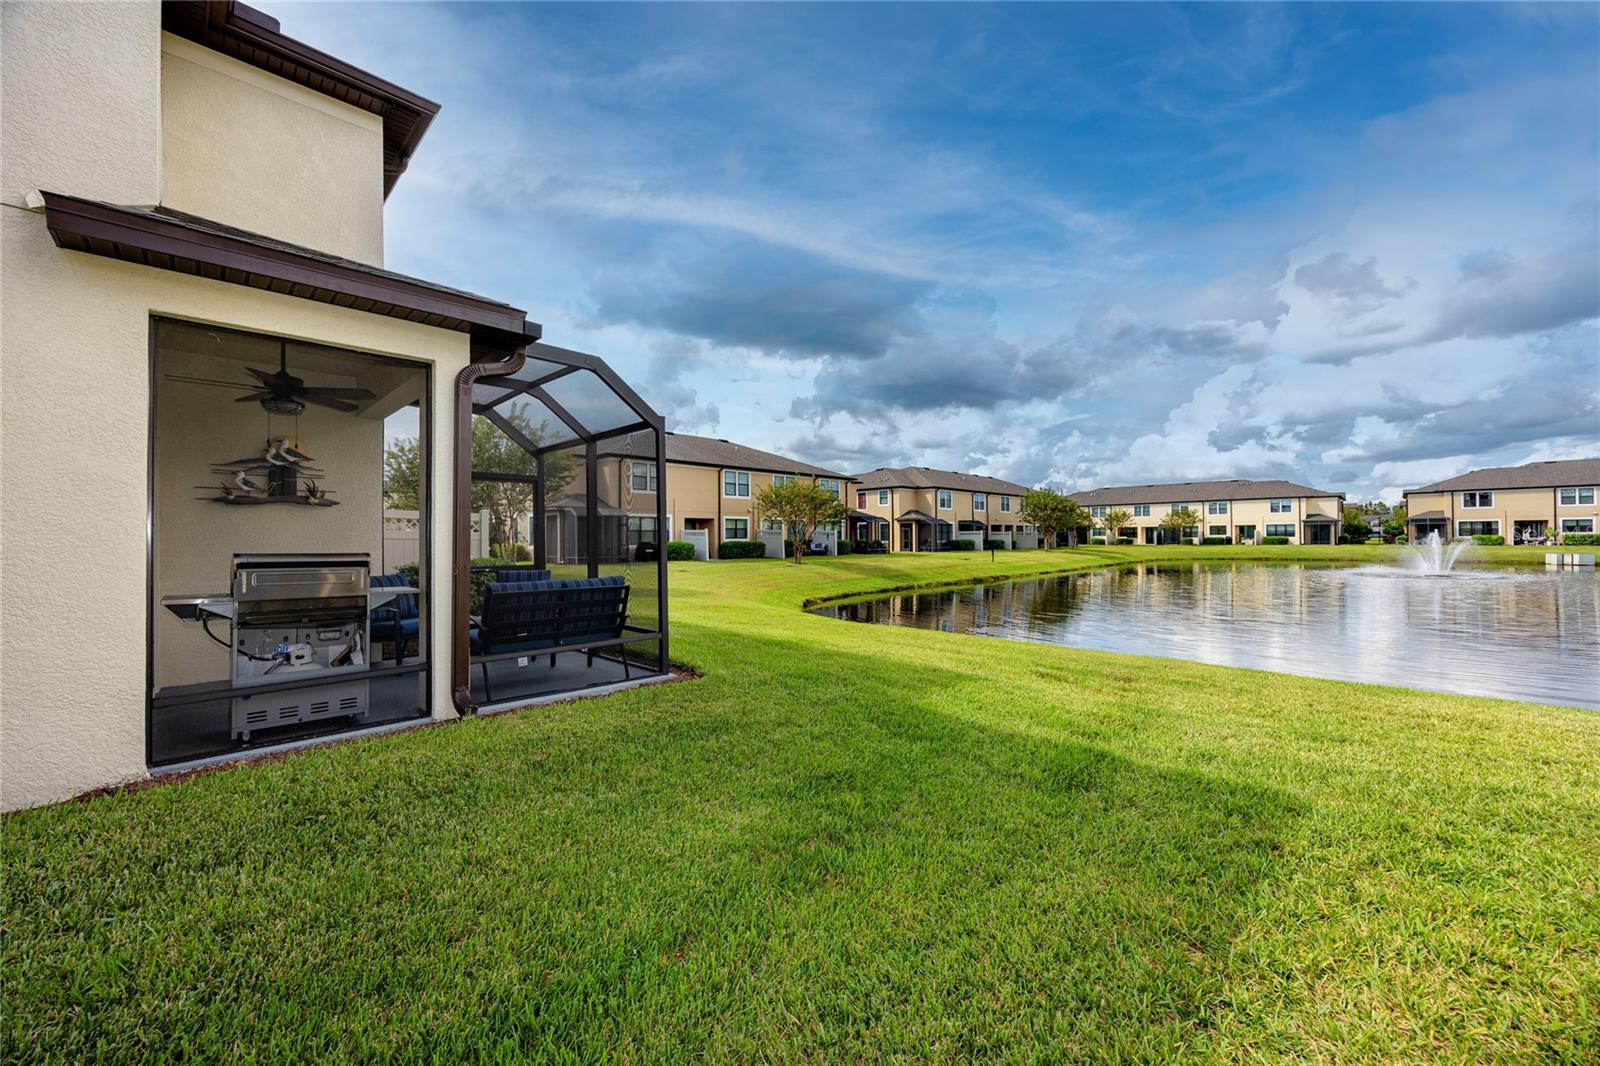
<box><xmin>298</xmin><ymin>387</ymin><xmax>376</xmax><ymax>400</ymax></box>
<box><xmin>246</xmin><ymin>366</ymin><xmax>278</xmax><ymax>385</ymax></box>
<box><xmin>164</xmin><ymin>375</ymin><xmax>255</xmax><ymax>390</ymax></box>
<box><xmin>234</xmin><ymin>391</ymin><xmax>274</xmax><ymax>403</ymax></box>
<box><xmin>301</xmin><ymin>395</ymin><xmax>359</xmax><ymax>413</ymax></box>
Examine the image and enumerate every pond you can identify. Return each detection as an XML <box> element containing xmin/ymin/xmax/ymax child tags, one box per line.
<box><xmin>812</xmin><ymin>562</ymin><xmax>1600</xmax><ymax>709</ymax></box>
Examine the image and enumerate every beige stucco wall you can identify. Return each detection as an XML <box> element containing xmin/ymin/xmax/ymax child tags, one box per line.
<box><xmin>854</xmin><ymin>485</ymin><xmax>1023</xmax><ymax>551</ymax></box>
<box><xmin>1</xmin><ymin>207</ymin><xmax>470</xmax><ymax>810</ymax></box>
<box><xmin>0</xmin><ymin>2</ymin><xmax>163</xmax><ymax>210</ymax></box>
<box><xmin>1085</xmin><ymin>494</ymin><xmax>1344</xmax><ymax>543</ymax></box>
<box><xmin>159</xmin><ymin>33</ymin><xmax>385</xmax><ymax>264</ymax></box>
<box><xmin>1407</xmin><ymin>486</ymin><xmax>1599</xmax><ymax>538</ymax></box>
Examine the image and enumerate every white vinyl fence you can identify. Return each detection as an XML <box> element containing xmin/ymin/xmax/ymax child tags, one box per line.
<box><xmin>383</xmin><ymin>509</ymin><xmax>490</xmax><ymax>571</ymax></box>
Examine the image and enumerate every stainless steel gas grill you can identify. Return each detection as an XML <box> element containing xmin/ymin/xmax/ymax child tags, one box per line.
<box><xmin>164</xmin><ymin>553</ymin><xmax>401</xmax><ymax>741</ymax></box>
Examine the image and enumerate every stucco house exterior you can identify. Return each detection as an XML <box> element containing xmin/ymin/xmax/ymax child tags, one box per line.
<box><xmin>1070</xmin><ymin>479</ymin><xmax>1346</xmax><ymax>545</ymax></box>
<box><xmin>1</xmin><ymin>2</ymin><xmax>666</xmax><ymax>810</ymax></box>
<box><xmin>1403</xmin><ymin>458</ymin><xmax>1600</xmax><ymax>543</ymax></box>
<box><xmin>851</xmin><ymin>467</ymin><xmax>1032</xmax><ymax>551</ymax></box>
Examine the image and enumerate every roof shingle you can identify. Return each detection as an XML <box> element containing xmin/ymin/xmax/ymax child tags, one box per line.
<box><xmin>852</xmin><ymin>466</ymin><xmax>1028</xmax><ymax>495</ymax></box>
<box><xmin>1405</xmin><ymin>458</ymin><xmax>1600</xmax><ymax>494</ymax></box>
<box><xmin>1069</xmin><ymin>478</ymin><xmax>1343</xmax><ymax>506</ymax></box>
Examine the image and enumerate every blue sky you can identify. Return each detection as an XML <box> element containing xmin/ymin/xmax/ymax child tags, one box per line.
<box><xmin>266</xmin><ymin>1</ymin><xmax>1598</xmax><ymax>502</ymax></box>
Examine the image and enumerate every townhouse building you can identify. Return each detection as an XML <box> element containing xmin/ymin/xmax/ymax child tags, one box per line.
<box><xmin>578</xmin><ymin>432</ymin><xmax>853</xmax><ymax>558</ymax></box>
<box><xmin>1071</xmin><ymin>479</ymin><xmax>1346</xmax><ymax>544</ymax></box>
<box><xmin>1403</xmin><ymin>458</ymin><xmax>1600</xmax><ymax>544</ymax></box>
<box><xmin>850</xmin><ymin>467</ymin><xmax>1032</xmax><ymax>551</ymax></box>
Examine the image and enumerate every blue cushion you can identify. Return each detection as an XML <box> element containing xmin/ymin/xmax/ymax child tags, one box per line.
<box><xmin>495</xmin><ymin>567</ymin><xmax>551</xmax><ymax>583</ymax></box>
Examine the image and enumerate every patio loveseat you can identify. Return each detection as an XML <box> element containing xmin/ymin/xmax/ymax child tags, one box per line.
<box><xmin>469</xmin><ymin>576</ymin><xmax>633</xmax><ymax>701</ymax></box>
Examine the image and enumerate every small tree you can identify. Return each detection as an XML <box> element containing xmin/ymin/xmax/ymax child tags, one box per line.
<box><xmin>1159</xmin><ymin>506</ymin><xmax>1200</xmax><ymax>544</ymax></box>
<box><xmin>1342</xmin><ymin>506</ymin><xmax>1372</xmax><ymax>541</ymax></box>
<box><xmin>1060</xmin><ymin>498</ymin><xmax>1092</xmax><ymax>547</ymax></box>
<box><xmin>1101</xmin><ymin>507</ymin><xmax>1132</xmax><ymax>543</ymax></box>
<box><xmin>1020</xmin><ymin>488</ymin><xmax>1074</xmax><ymax>549</ymax></box>
<box><xmin>754</xmin><ymin>479</ymin><xmax>848</xmax><ymax>564</ymax></box>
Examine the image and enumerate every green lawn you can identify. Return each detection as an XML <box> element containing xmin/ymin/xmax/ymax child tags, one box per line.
<box><xmin>5</xmin><ymin>547</ymin><xmax>1597</xmax><ymax>1062</ymax></box>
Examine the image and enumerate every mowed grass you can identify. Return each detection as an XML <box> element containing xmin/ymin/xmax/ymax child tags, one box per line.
<box><xmin>4</xmin><ymin>546</ymin><xmax>1597</xmax><ymax>1062</ymax></box>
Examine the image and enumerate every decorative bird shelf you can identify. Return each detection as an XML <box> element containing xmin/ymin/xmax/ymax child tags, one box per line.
<box><xmin>199</xmin><ymin>437</ymin><xmax>339</xmax><ymax>506</ymax></box>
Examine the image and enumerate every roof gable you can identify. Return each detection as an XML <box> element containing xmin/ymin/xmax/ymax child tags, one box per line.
<box><xmin>1406</xmin><ymin>458</ymin><xmax>1600</xmax><ymax>494</ymax></box>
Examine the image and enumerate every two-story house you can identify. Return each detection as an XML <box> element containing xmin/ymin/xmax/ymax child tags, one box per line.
<box><xmin>1071</xmin><ymin>479</ymin><xmax>1346</xmax><ymax>544</ymax></box>
<box><xmin>850</xmin><ymin>467</ymin><xmax>1031</xmax><ymax>551</ymax></box>
<box><xmin>1403</xmin><ymin>458</ymin><xmax>1600</xmax><ymax>544</ymax></box>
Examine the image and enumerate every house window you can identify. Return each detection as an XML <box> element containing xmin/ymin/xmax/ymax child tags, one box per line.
<box><xmin>1207</xmin><ymin>501</ymin><xmax>1228</xmax><ymax>515</ymax></box>
<box><xmin>761</xmin><ymin>518</ymin><xmax>785</xmax><ymax>533</ymax></box>
<box><xmin>818</xmin><ymin>478</ymin><xmax>840</xmax><ymax>498</ymax></box>
<box><xmin>629</xmin><ymin>461</ymin><xmax>657</xmax><ymax>493</ymax></box>
<box><xmin>878</xmin><ymin>489</ymin><xmax>890</xmax><ymax>505</ymax></box>
<box><xmin>857</xmin><ymin>491</ymin><xmax>867</xmax><ymax>509</ymax></box>
<box><xmin>1562</xmin><ymin>518</ymin><xmax>1595</xmax><ymax>533</ymax></box>
<box><xmin>1265</xmin><ymin>524</ymin><xmax>1295</xmax><ymax>538</ymax></box>
<box><xmin>1169</xmin><ymin>503</ymin><xmax>1186</xmax><ymax>513</ymax></box>
<box><xmin>724</xmin><ymin>517</ymin><xmax>749</xmax><ymax>540</ymax></box>
<box><xmin>772</xmin><ymin>474</ymin><xmax>796</xmax><ymax>488</ymax></box>
<box><xmin>999</xmin><ymin>496</ymin><xmax>1011</xmax><ymax>513</ymax></box>
<box><xmin>1269</xmin><ymin>498</ymin><xmax>1292</xmax><ymax>513</ymax></box>
<box><xmin>723</xmin><ymin>470</ymin><xmax>750</xmax><ymax>497</ymax></box>
<box><xmin>1092</xmin><ymin>527</ymin><xmax>1106</xmax><ymax>538</ymax></box>
<box><xmin>973</xmin><ymin>493</ymin><xmax>986</xmax><ymax>512</ymax></box>
<box><xmin>1559</xmin><ymin>487</ymin><xmax>1596</xmax><ymax>506</ymax></box>
<box><xmin>1132</xmin><ymin>504</ymin><xmax>1150</xmax><ymax>517</ymax></box>
<box><xmin>1456</xmin><ymin>520</ymin><xmax>1499</xmax><ymax>537</ymax></box>
<box><xmin>937</xmin><ymin>489</ymin><xmax>953</xmax><ymax>509</ymax></box>
<box><xmin>1461</xmin><ymin>491</ymin><xmax>1493</xmax><ymax>508</ymax></box>
<box><xmin>1090</xmin><ymin>505</ymin><xmax>1106</xmax><ymax>518</ymax></box>
<box><xmin>1209</xmin><ymin>525</ymin><xmax>1227</xmax><ymax>536</ymax></box>
<box><xmin>626</xmin><ymin>516</ymin><xmax>659</xmax><ymax>546</ymax></box>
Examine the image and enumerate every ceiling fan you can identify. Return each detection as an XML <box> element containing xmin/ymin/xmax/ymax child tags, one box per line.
<box><xmin>165</xmin><ymin>340</ymin><xmax>376</xmax><ymax>414</ymax></box>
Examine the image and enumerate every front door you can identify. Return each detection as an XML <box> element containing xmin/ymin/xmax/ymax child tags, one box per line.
<box><xmin>900</xmin><ymin>523</ymin><xmax>913</xmax><ymax>551</ymax></box>
<box><xmin>1237</xmin><ymin>524</ymin><xmax>1256</xmax><ymax>543</ymax></box>
<box><xmin>1307</xmin><ymin>524</ymin><xmax>1332</xmax><ymax>545</ymax></box>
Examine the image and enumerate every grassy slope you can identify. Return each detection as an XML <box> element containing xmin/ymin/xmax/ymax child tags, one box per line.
<box><xmin>4</xmin><ymin>547</ymin><xmax>1597</xmax><ymax>1063</ymax></box>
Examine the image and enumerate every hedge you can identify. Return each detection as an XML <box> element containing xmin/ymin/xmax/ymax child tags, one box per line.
<box><xmin>1261</xmin><ymin>536</ymin><xmax>1290</xmax><ymax>545</ymax></box>
<box><xmin>1394</xmin><ymin>536</ymin><xmax>1408</xmax><ymax>544</ymax></box>
<box><xmin>950</xmin><ymin>539</ymin><xmax>977</xmax><ymax>551</ymax></box>
<box><xmin>1200</xmin><ymin>537</ymin><xmax>1230</xmax><ymax>545</ymax></box>
<box><xmin>666</xmin><ymin>540</ymin><xmax>696</xmax><ymax>561</ymax></box>
<box><xmin>718</xmin><ymin>539</ymin><xmax>768</xmax><ymax>560</ymax></box>
<box><xmin>1090</xmin><ymin>538</ymin><xmax>1106</xmax><ymax>545</ymax></box>
<box><xmin>1471</xmin><ymin>534</ymin><xmax>1506</xmax><ymax>546</ymax></box>
<box><xmin>837</xmin><ymin>540</ymin><xmax>853</xmax><ymax>555</ymax></box>
<box><xmin>986</xmin><ymin>538</ymin><xmax>1006</xmax><ymax>550</ymax></box>
<box><xmin>1116</xmin><ymin>537</ymin><xmax>1134</xmax><ymax>545</ymax></box>
<box><xmin>1562</xmin><ymin>533</ymin><xmax>1600</xmax><ymax>546</ymax></box>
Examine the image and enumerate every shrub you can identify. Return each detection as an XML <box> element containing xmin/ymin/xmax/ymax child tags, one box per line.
<box><xmin>985</xmin><ymin>538</ymin><xmax>1006</xmax><ymax>550</ymax></box>
<box><xmin>836</xmin><ymin>539</ymin><xmax>852</xmax><ymax>555</ymax></box>
<box><xmin>950</xmin><ymin>538</ymin><xmax>977</xmax><ymax>551</ymax></box>
<box><xmin>1116</xmin><ymin>537</ymin><xmax>1134</xmax><ymax>545</ymax></box>
<box><xmin>396</xmin><ymin>561</ymin><xmax>420</xmax><ymax>586</ymax></box>
<box><xmin>1471</xmin><ymin>534</ymin><xmax>1505</xmax><ymax>546</ymax></box>
<box><xmin>1561</xmin><ymin>533</ymin><xmax>1600</xmax><ymax>546</ymax></box>
<box><xmin>1090</xmin><ymin>537</ymin><xmax>1106</xmax><ymax>545</ymax></box>
<box><xmin>1200</xmin><ymin>537</ymin><xmax>1230</xmax><ymax>545</ymax></box>
<box><xmin>666</xmin><ymin>540</ymin><xmax>696</xmax><ymax>561</ymax></box>
<box><xmin>718</xmin><ymin>539</ymin><xmax>768</xmax><ymax>560</ymax></box>
<box><xmin>1262</xmin><ymin>536</ymin><xmax>1290</xmax><ymax>545</ymax></box>
<box><xmin>1394</xmin><ymin>536</ymin><xmax>1408</xmax><ymax>544</ymax></box>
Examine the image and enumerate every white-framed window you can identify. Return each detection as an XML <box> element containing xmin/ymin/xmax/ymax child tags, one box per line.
<box><xmin>772</xmin><ymin>474</ymin><xmax>796</xmax><ymax>488</ymax></box>
<box><xmin>723</xmin><ymin>470</ymin><xmax>751</xmax><ymax>498</ymax></box>
<box><xmin>1092</xmin><ymin>527</ymin><xmax>1106</xmax><ymax>538</ymax></box>
<box><xmin>1269</xmin><ymin>498</ymin><xmax>1292</xmax><ymax>514</ymax></box>
<box><xmin>999</xmin><ymin>496</ymin><xmax>1011</xmax><ymax>513</ymax></box>
<box><xmin>973</xmin><ymin>493</ymin><xmax>987</xmax><ymax>512</ymax></box>
<box><xmin>761</xmin><ymin>518</ymin><xmax>785</xmax><ymax>533</ymax></box>
<box><xmin>1090</xmin><ymin>505</ymin><xmax>1107</xmax><ymax>518</ymax></box>
<box><xmin>1456</xmin><ymin>520</ymin><xmax>1499</xmax><ymax>537</ymax></box>
<box><xmin>937</xmin><ymin>489</ymin><xmax>953</xmax><ymax>509</ymax></box>
<box><xmin>1209</xmin><ymin>524</ymin><xmax>1227</xmax><ymax>536</ymax></box>
<box><xmin>818</xmin><ymin>478</ymin><xmax>841</xmax><ymax>498</ymax></box>
<box><xmin>626</xmin><ymin>515</ymin><xmax>659</xmax><ymax>546</ymax></box>
<box><xmin>1559</xmin><ymin>487</ymin><xmax>1596</xmax><ymax>506</ymax></box>
<box><xmin>1207</xmin><ymin>501</ymin><xmax>1228</xmax><ymax>515</ymax></box>
<box><xmin>724</xmin><ymin>517</ymin><xmax>749</xmax><ymax>540</ymax></box>
<box><xmin>629</xmin><ymin>460</ymin><xmax>658</xmax><ymax>493</ymax></box>
<box><xmin>878</xmin><ymin>489</ymin><xmax>890</xmax><ymax>505</ymax></box>
<box><xmin>1265</xmin><ymin>523</ymin><xmax>1295</xmax><ymax>538</ymax></box>
<box><xmin>1461</xmin><ymin>490</ymin><xmax>1493</xmax><ymax>508</ymax></box>
<box><xmin>1132</xmin><ymin>504</ymin><xmax>1150</xmax><ymax>517</ymax></box>
<box><xmin>1562</xmin><ymin>518</ymin><xmax>1595</xmax><ymax>533</ymax></box>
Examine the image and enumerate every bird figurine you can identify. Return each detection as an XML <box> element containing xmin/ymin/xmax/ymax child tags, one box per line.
<box><xmin>267</xmin><ymin>436</ymin><xmax>316</xmax><ymax>466</ymax></box>
<box><xmin>234</xmin><ymin>470</ymin><xmax>269</xmax><ymax>495</ymax></box>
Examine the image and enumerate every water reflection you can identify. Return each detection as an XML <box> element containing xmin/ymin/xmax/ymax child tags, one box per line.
<box><xmin>815</xmin><ymin>563</ymin><xmax>1600</xmax><ymax>709</ymax></box>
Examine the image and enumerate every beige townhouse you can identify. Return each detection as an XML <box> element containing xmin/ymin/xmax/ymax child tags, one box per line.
<box><xmin>577</xmin><ymin>432</ymin><xmax>854</xmax><ymax>558</ymax></box>
<box><xmin>1403</xmin><ymin>458</ymin><xmax>1600</xmax><ymax>544</ymax></box>
<box><xmin>850</xmin><ymin>467</ymin><xmax>1032</xmax><ymax>551</ymax></box>
<box><xmin>1071</xmin><ymin>479</ymin><xmax>1346</xmax><ymax>545</ymax></box>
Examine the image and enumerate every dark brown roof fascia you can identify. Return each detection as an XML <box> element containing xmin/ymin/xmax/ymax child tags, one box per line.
<box><xmin>162</xmin><ymin>2</ymin><xmax>440</xmax><ymax>198</ymax></box>
<box><xmin>42</xmin><ymin>192</ymin><xmax>537</xmax><ymax>351</ymax></box>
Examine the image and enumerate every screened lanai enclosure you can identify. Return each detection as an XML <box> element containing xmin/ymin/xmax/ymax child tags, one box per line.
<box><xmin>458</xmin><ymin>343</ymin><xmax>668</xmax><ymax>711</ymax></box>
<box><xmin>148</xmin><ymin>322</ymin><xmax>666</xmax><ymax>768</ymax></box>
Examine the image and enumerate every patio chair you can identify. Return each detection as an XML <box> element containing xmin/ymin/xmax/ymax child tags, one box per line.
<box><xmin>369</xmin><ymin>573</ymin><xmax>420</xmax><ymax>664</ymax></box>
<box><xmin>470</xmin><ymin>577</ymin><xmax>630</xmax><ymax>701</ymax></box>
<box><xmin>494</xmin><ymin>567</ymin><xmax>552</xmax><ymax>583</ymax></box>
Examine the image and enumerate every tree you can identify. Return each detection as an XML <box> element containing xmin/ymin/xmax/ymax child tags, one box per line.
<box><xmin>1159</xmin><ymin>506</ymin><xmax>1201</xmax><ymax>544</ymax></box>
<box><xmin>754</xmin><ymin>478</ymin><xmax>848</xmax><ymax>564</ymax></box>
<box><xmin>1342</xmin><ymin>506</ymin><xmax>1372</xmax><ymax>542</ymax></box>
<box><xmin>382</xmin><ymin>410</ymin><xmax>576</xmax><ymax>556</ymax></box>
<box><xmin>1060</xmin><ymin>498</ymin><xmax>1092</xmax><ymax>547</ymax></box>
<box><xmin>1020</xmin><ymin>488</ymin><xmax>1075</xmax><ymax>549</ymax></box>
<box><xmin>1101</xmin><ymin>507</ymin><xmax>1133</xmax><ymax>543</ymax></box>
<box><xmin>1383</xmin><ymin>505</ymin><xmax>1407</xmax><ymax>542</ymax></box>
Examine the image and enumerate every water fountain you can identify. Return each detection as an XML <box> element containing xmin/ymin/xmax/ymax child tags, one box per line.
<box><xmin>1404</xmin><ymin>530</ymin><xmax>1471</xmax><ymax>575</ymax></box>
